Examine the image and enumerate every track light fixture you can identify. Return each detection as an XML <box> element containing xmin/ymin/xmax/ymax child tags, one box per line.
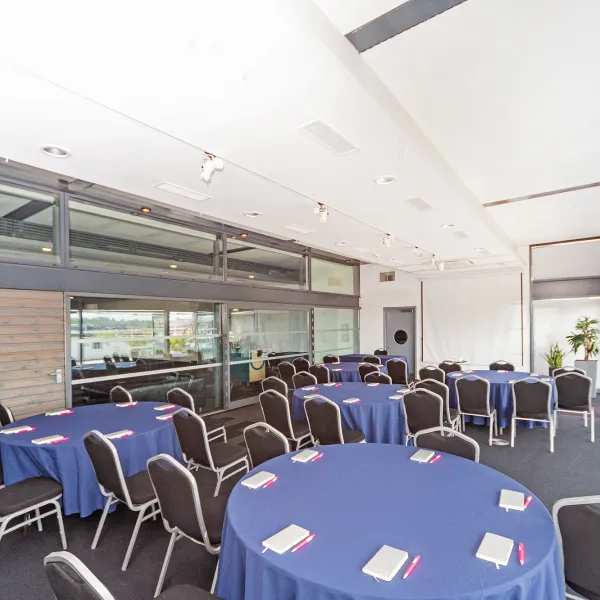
<box><xmin>383</xmin><ymin>233</ymin><xmax>393</xmax><ymax>248</ymax></box>
<box><xmin>200</xmin><ymin>152</ymin><xmax>224</xmax><ymax>184</ymax></box>
<box><xmin>314</xmin><ymin>203</ymin><xmax>328</xmax><ymax>223</ymax></box>
<box><xmin>432</xmin><ymin>255</ymin><xmax>445</xmax><ymax>272</ymax></box>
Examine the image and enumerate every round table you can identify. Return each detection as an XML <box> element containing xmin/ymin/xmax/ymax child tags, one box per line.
<box><xmin>446</xmin><ymin>370</ymin><xmax>556</xmax><ymax>429</ymax></box>
<box><xmin>216</xmin><ymin>444</ymin><xmax>564</xmax><ymax>600</ymax></box>
<box><xmin>292</xmin><ymin>382</ymin><xmax>406</xmax><ymax>444</ymax></box>
<box><xmin>0</xmin><ymin>402</ymin><xmax>182</xmax><ymax>517</ymax></box>
<box><xmin>325</xmin><ymin>362</ymin><xmax>388</xmax><ymax>383</ymax></box>
<box><xmin>340</xmin><ymin>354</ymin><xmax>410</xmax><ymax>373</ymax></box>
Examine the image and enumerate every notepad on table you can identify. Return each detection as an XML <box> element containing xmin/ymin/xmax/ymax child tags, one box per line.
<box><xmin>410</xmin><ymin>449</ymin><xmax>435</xmax><ymax>463</ymax></box>
<box><xmin>154</xmin><ymin>404</ymin><xmax>176</xmax><ymax>411</ymax></box>
<box><xmin>302</xmin><ymin>386</ymin><xmax>318</xmax><ymax>391</ymax></box>
<box><xmin>322</xmin><ymin>382</ymin><xmax>336</xmax><ymax>387</ymax></box>
<box><xmin>241</xmin><ymin>471</ymin><xmax>276</xmax><ymax>489</ymax></box>
<box><xmin>0</xmin><ymin>425</ymin><xmax>35</xmax><ymax>435</ymax></box>
<box><xmin>304</xmin><ymin>394</ymin><xmax>321</xmax><ymax>399</ymax></box>
<box><xmin>115</xmin><ymin>402</ymin><xmax>138</xmax><ymax>407</ymax></box>
<box><xmin>343</xmin><ymin>398</ymin><xmax>360</xmax><ymax>404</ymax></box>
<box><xmin>367</xmin><ymin>383</ymin><xmax>380</xmax><ymax>387</ymax></box>
<box><xmin>362</xmin><ymin>545</ymin><xmax>408</xmax><ymax>581</ymax></box>
<box><xmin>262</xmin><ymin>525</ymin><xmax>310</xmax><ymax>554</ymax></box>
<box><xmin>388</xmin><ymin>395</ymin><xmax>403</xmax><ymax>400</ymax></box>
<box><xmin>499</xmin><ymin>489</ymin><xmax>525</xmax><ymax>511</ymax></box>
<box><xmin>292</xmin><ymin>449</ymin><xmax>319</xmax><ymax>462</ymax></box>
<box><xmin>156</xmin><ymin>414</ymin><xmax>173</xmax><ymax>421</ymax></box>
<box><xmin>45</xmin><ymin>409</ymin><xmax>73</xmax><ymax>416</ymax></box>
<box><xmin>497</xmin><ymin>370</ymin><xmax>507</xmax><ymax>373</ymax></box>
<box><xmin>476</xmin><ymin>532</ymin><xmax>514</xmax><ymax>567</ymax></box>
<box><xmin>332</xmin><ymin>368</ymin><xmax>343</xmax><ymax>371</ymax></box>
<box><xmin>105</xmin><ymin>430</ymin><xmax>134</xmax><ymax>440</ymax></box>
<box><xmin>32</xmin><ymin>434</ymin><xmax>66</xmax><ymax>445</ymax></box>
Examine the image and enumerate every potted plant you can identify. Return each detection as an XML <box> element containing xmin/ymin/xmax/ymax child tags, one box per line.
<box><xmin>543</xmin><ymin>342</ymin><xmax>567</xmax><ymax>376</ymax></box>
<box><xmin>566</xmin><ymin>316</ymin><xmax>599</xmax><ymax>392</ymax></box>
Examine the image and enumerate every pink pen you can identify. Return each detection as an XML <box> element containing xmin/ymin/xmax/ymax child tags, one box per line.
<box><xmin>263</xmin><ymin>476</ymin><xmax>278</xmax><ymax>489</ymax></box>
<box><xmin>430</xmin><ymin>454</ymin><xmax>442</xmax><ymax>464</ymax></box>
<box><xmin>335</xmin><ymin>383</ymin><xmax>342</xmax><ymax>387</ymax></box>
<box><xmin>518</xmin><ymin>543</ymin><xmax>525</xmax><ymax>566</ymax></box>
<box><xmin>48</xmin><ymin>436</ymin><xmax>69</xmax><ymax>444</ymax></box>
<box><xmin>291</xmin><ymin>533</ymin><xmax>315</xmax><ymax>553</ymax></box>
<box><xmin>403</xmin><ymin>555</ymin><xmax>421</xmax><ymax>579</ymax></box>
<box><xmin>312</xmin><ymin>452</ymin><xmax>324</xmax><ymax>461</ymax></box>
<box><xmin>524</xmin><ymin>495</ymin><xmax>533</xmax><ymax>509</ymax></box>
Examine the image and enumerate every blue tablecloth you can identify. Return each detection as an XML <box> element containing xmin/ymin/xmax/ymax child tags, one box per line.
<box><xmin>0</xmin><ymin>402</ymin><xmax>182</xmax><ymax>517</ymax></box>
<box><xmin>340</xmin><ymin>354</ymin><xmax>409</xmax><ymax>373</ymax></box>
<box><xmin>72</xmin><ymin>361</ymin><xmax>137</xmax><ymax>373</ymax></box>
<box><xmin>325</xmin><ymin>362</ymin><xmax>388</xmax><ymax>383</ymax></box>
<box><xmin>292</xmin><ymin>383</ymin><xmax>406</xmax><ymax>444</ymax></box>
<box><xmin>216</xmin><ymin>444</ymin><xmax>564</xmax><ymax>600</ymax></box>
<box><xmin>446</xmin><ymin>370</ymin><xmax>556</xmax><ymax>429</ymax></box>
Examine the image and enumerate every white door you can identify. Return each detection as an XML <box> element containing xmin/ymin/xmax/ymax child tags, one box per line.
<box><xmin>384</xmin><ymin>307</ymin><xmax>416</xmax><ymax>374</ymax></box>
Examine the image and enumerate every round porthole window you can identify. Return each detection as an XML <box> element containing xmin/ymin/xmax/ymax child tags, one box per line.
<box><xmin>394</xmin><ymin>330</ymin><xmax>408</xmax><ymax>345</ymax></box>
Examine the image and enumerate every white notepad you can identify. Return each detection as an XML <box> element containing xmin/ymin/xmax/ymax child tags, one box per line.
<box><xmin>367</xmin><ymin>383</ymin><xmax>380</xmax><ymax>387</ymax></box>
<box><xmin>322</xmin><ymin>382</ymin><xmax>336</xmax><ymax>387</ymax></box>
<box><xmin>156</xmin><ymin>414</ymin><xmax>173</xmax><ymax>421</ymax></box>
<box><xmin>410</xmin><ymin>449</ymin><xmax>435</xmax><ymax>463</ymax></box>
<box><xmin>301</xmin><ymin>386</ymin><xmax>318</xmax><ymax>391</ymax></box>
<box><xmin>105</xmin><ymin>430</ymin><xmax>134</xmax><ymax>440</ymax></box>
<box><xmin>32</xmin><ymin>434</ymin><xmax>65</xmax><ymax>445</ymax></box>
<box><xmin>292</xmin><ymin>449</ymin><xmax>319</xmax><ymax>463</ymax></box>
<box><xmin>0</xmin><ymin>425</ymin><xmax>34</xmax><ymax>435</ymax></box>
<box><xmin>262</xmin><ymin>525</ymin><xmax>309</xmax><ymax>554</ymax></box>
<box><xmin>499</xmin><ymin>489</ymin><xmax>525</xmax><ymax>511</ymax></box>
<box><xmin>389</xmin><ymin>395</ymin><xmax>403</xmax><ymax>400</ymax></box>
<box><xmin>362</xmin><ymin>545</ymin><xmax>408</xmax><ymax>581</ymax></box>
<box><xmin>241</xmin><ymin>471</ymin><xmax>276</xmax><ymax>489</ymax></box>
<box><xmin>304</xmin><ymin>394</ymin><xmax>321</xmax><ymax>399</ymax></box>
<box><xmin>115</xmin><ymin>402</ymin><xmax>137</xmax><ymax>407</ymax></box>
<box><xmin>45</xmin><ymin>409</ymin><xmax>72</xmax><ymax>416</ymax></box>
<box><xmin>154</xmin><ymin>404</ymin><xmax>176</xmax><ymax>411</ymax></box>
<box><xmin>343</xmin><ymin>398</ymin><xmax>360</xmax><ymax>404</ymax></box>
<box><xmin>476</xmin><ymin>532</ymin><xmax>514</xmax><ymax>567</ymax></box>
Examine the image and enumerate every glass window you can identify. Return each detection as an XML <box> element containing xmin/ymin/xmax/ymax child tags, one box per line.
<box><xmin>313</xmin><ymin>308</ymin><xmax>359</xmax><ymax>363</ymax></box>
<box><xmin>70</xmin><ymin>297</ymin><xmax>223</xmax><ymax>413</ymax></box>
<box><xmin>311</xmin><ymin>258</ymin><xmax>356</xmax><ymax>295</ymax></box>
<box><xmin>0</xmin><ymin>183</ymin><xmax>60</xmax><ymax>264</ymax></box>
<box><xmin>69</xmin><ymin>199</ymin><xmax>221</xmax><ymax>279</ymax></box>
<box><xmin>228</xmin><ymin>308</ymin><xmax>309</xmax><ymax>402</ymax></box>
<box><xmin>226</xmin><ymin>237</ymin><xmax>307</xmax><ymax>289</ymax></box>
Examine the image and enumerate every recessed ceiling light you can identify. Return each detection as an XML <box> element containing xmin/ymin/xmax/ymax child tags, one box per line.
<box><xmin>248</xmin><ymin>274</ymin><xmax>255</xmax><ymax>279</ymax></box>
<box><xmin>375</xmin><ymin>175</ymin><xmax>396</xmax><ymax>185</ymax></box>
<box><xmin>441</xmin><ymin>224</ymin><xmax>455</xmax><ymax>229</ymax></box>
<box><xmin>475</xmin><ymin>247</ymin><xmax>486</xmax><ymax>252</ymax></box>
<box><xmin>231</xmin><ymin>236</ymin><xmax>237</xmax><ymax>240</ymax></box>
<box><xmin>232</xmin><ymin>308</ymin><xmax>239</xmax><ymax>312</ymax></box>
<box><xmin>41</xmin><ymin>145</ymin><xmax>70</xmax><ymax>158</ymax></box>
<box><xmin>335</xmin><ymin>241</ymin><xmax>347</xmax><ymax>246</ymax></box>
<box><xmin>170</xmin><ymin>264</ymin><xmax>178</xmax><ymax>269</ymax></box>
<box><xmin>41</xmin><ymin>247</ymin><xmax>52</xmax><ymax>252</ymax></box>
<box><xmin>69</xmin><ymin>296</ymin><xmax>74</xmax><ymax>300</ymax></box>
<box><xmin>244</xmin><ymin>211</ymin><xmax>261</xmax><ymax>218</ymax></box>
<box><xmin>141</xmin><ymin>207</ymin><xmax>151</xmax><ymax>213</ymax></box>
<box><xmin>344</xmin><ymin>259</ymin><xmax>352</xmax><ymax>264</ymax></box>
<box><xmin>131</xmin><ymin>212</ymin><xmax>139</xmax><ymax>216</ymax></box>
<box><xmin>240</xmin><ymin>233</ymin><xmax>248</xmax><ymax>239</ymax></box>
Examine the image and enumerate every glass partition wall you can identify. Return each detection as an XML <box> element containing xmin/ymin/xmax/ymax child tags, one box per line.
<box><xmin>313</xmin><ymin>308</ymin><xmax>359</xmax><ymax>363</ymax></box>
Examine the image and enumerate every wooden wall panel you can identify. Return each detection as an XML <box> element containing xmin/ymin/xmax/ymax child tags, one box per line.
<box><xmin>0</xmin><ymin>290</ymin><xmax>66</xmax><ymax>419</ymax></box>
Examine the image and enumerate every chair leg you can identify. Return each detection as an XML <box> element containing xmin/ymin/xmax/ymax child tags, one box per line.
<box><xmin>91</xmin><ymin>496</ymin><xmax>113</xmax><ymax>549</ymax></box>
<box><xmin>214</xmin><ymin>471</ymin><xmax>223</xmax><ymax>498</ymax></box>
<box><xmin>35</xmin><ymin>508</ymin><xmax>42</xmax><ymax>532</ymax></box>
<box><xmin>493</xmin><ymin>414</ymin><xmax>498</xmax><ymax>437</ymax></box>
<box><xmin>54</xmin><ymin>501</ymin><xmax>67</xmax><ymax>550</ymax></box>
<box><xmin>510</xmin><ymin>418</ymin><xmax>515</xmax><ymax>447</ymax></box>
<box><xmin>122</xmin><ymin>504</ymin><xmax>147</xmax><ymax>571</ymax></box>
<box><xmin>211</xmin><ymin>558</ymin><xmax>219</xmax><ymax>594</ymax></box>
<box><xmin>591</xmin><ymin>412</ymin><xmax>595</xmax><ymax>443</ymax></box>
<box><xmin>155</xmin><ymin>530</ymin><xmax>177</xmax><ymax>598</ymax></box>
<box><xmin>488</xmin><ymin>416</ymin><xmax>493</xmax><ymax>446</ymax></box>
<box><xmin>584</xmin><ymin>412</ymin><xmax>589</xmax><ymax>427</ymax></box>
<box><xmin>554</xmin><ymin>413</ymin><xmax>559</xmax><ymax>435</ymax></box>
<box><xmin>550</xmin><ymin>419</ymin><xmax>554</xmax><ymax>453</ymax></box>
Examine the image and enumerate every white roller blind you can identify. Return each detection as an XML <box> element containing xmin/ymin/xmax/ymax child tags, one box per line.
<box><xmin>423</xmin><ymin>273</ymin><xmax>523</xmax><ymax>368</ymax></box>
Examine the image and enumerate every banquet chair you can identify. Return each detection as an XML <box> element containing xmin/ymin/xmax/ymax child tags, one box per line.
<box><xmin>511</xmin><ymin>378</ymin><xmax>554</xmax><ymax>452</ymax></box>
<box><xmin>278</xmin><ymin>362</ymin><xmax>296</xmax><ymax>390</ymax></box>
<box><xmin>554</xmin><ymin>373</ymin><xmax>594</xmax><ymax>442</ymax></box>
<box><xmin>109</xmin><ymin>385</ymin><xmax>133</xmax><ymax>404</ymax></box>
<box><xmin>121</xmin><ymin>354</ymin><xmax>131</xmax><ymax>362</ymax></box>
<box><xmin>489</xmin><ymin>360</ymin><xmax>515</xmax><ymax>371</ymax></box>
<box><xmin>402</xmin><ymin>389</ymin><xmax>444</xmax><ymax>446</ymax></box>
<box><xmin>167</xmin><ymin>388</ymin><xmax>227</xmax><ymax>443</ymax></box>
<box><xmin>172</xmin><ymin>409</ymin><xmax>249</xmax><ymax>497</ymax></box>
<box><xmin>414</xmin><ymin>426</ymin><xmax>480</xmax><ymax>462</ymax></box>
<box><xmin>553</xmin><ymin>367</ymin><xmax>586</xmax><ymax>377</ymax></box>
<box><xmin>259</xmin><ymin>390</ymin><xmax>311</xmax><ymax>449</ymax></box>
<box><xmin>261</xmin><ymin>376</ymin><xmax>289</xmax><ymax>398</ymax></box>
<box><xmin>83</xmin><ymin>431</ymin><xmax>160</xmax><ymax>571</ymax></box>
<box><xmin>364</xmin><ymin>371</ymin><xmax>392</xmax><ymax>384</ymax></box>
<box><xmin>358</xmin><ymin>363</ymin><xmax>379</xmax><ymax>382</ymax></box>
<box><xmin>112</xmin><ymin>352</ymin><xmax>121</xmax><ymax>362</ymax></box>
<box><xmin>553</xmin><ymin>495</ymin><xmax>600</xmax><ymax>600</ymax></box>
<box><xmin>103</xmin><ymin>356</ymin><xmax>113</xmax><ymax>365</ymax></box>
<box><xmin>456</xmin><ymin>376</ymin><xmax>499</xmax><ymax>446</ymax></box>
<box><xmin>304</xmin><ymin>397</ymin><xmax>365</xmax><ymax>445</ymax></box>
<box><xmin>362</xmin><ymin>355</ymin><xmax>381</xmax><ymax>365</ymax></box>
<box><xmin>415</xmin><ymin>379</ymin><xmax>460</xmax><ymax>431</ymax></box>
<box><xmin>0</xmin><ymin>403</ymin><xmax>14</xmax><ymax>426</ymax></box>
<box><xmin>387</xmin><ymin>359</ymin><xmax>408</xmax><ymax>386</ymax></box>
<box><xmin>374</xmin><ymin>348</ymin><xmax>389</xmax><ymax>356</ymax></box>
<box><xmin>293</xmin><ymin>357</ymin><xmax>311</xmax><ymax>373</ymax></box>
<box><xmin>309</xmin><ymin>364</ymin><xmax>330</xmax><ymax>384</ymax></box>
<box><xmin>322</xmin><ymin>354</ymin><xmax>339</xmax><ymax>364</ymax></box>
<box><xmin>439</xmin><ymin>361</ymin><xmax>462</xmax><ymax>377</ymax></box>
<box><xmin>44</xmin><ymin>551</ymin><xmax>221</xmax><ymax>600</ymax></box>
<box><xmin>147</xmin><ymin>454</ymin><xmax>228</xmax><ymax>597</ymax></box>
<box><xmin>293</xmin><ymin>372</ymin><xmax>318</xmax><ymax>389</ymax></box>
<box><xmin>418</xmin><ymin>366</ymin><xmax>445</xmax><ymax>384</ymax></box>
<box><xmin>243</xmin><ymin>423</ymin><xmax>290</xmax><ymax>468</ymax></box>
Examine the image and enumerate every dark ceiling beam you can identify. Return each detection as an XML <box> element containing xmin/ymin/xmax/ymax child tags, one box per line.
<box><xmin>2</xmin><ymin>199</ymin><xmax>51</xmax><ymax>221</ymax></box>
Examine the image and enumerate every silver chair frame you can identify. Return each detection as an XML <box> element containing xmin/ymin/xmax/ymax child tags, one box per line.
<box><xmin>362</xmin><ymin>355</ymin><xmax>382</xmax><ymax>365</ymax></box>
<box><xmin>415</xmin><ymin>379</ymin><xmax>460</xmax><ymax>432</ymax></box>
<box><xmin>109</xmin><ymin>385</ymin><xmax>133</xmax><ymax>403</ymax></box>
<box><xmin>167</xmin><ymin>387</ymin><xmax>226</xmax><ymax>443</ymax></box>
<box><xmin>419</xmin><ymin>365</ymin><xmax>446</xmax><ymax>383</ymax></box>
<box><xmin>292</xmin><ymin>371</ymin><xmax>318</xmax><ymax>389</ymax></box>
<box><xmin>414</xmin><ymin>426</ymin><xmax>480</xmax><ymax>463</ymax></box>
<box><xmin>554</xmin><ymin>373</ymin><xmax>594</xmax><ymax>443</ymax></box>
<box><xmin>489</xmin><ymin>360</ymin><xmax>514</xmax><ymax>370</ymax></box>
<box><xmin>402</xmin><ymin>388</ymin><xmax>444</xmax><ymax>446</ymax></box>
<box><xmin>456</xmin><ymin>375</ymin><xmax>499</xmax><ymax>446</ymax></box>
<box><xmin>0</xmin><ymin>403</ymin><xmax>15</xmax><ymax>425</ymax></box>
<box><xmin>258</xmin><ymin>389</ymin><xmax>312</xmax><ymax>449</ymax></box>
<box><xmin>261</xmin><ymin>376</ymin><xmax>289</xmax><ymax>397</ymax></box>
<box><xmin>364</xmin><ymin>371</ymin><xmax>392</xmax><ymax>384</ymax></box>
<box><xmin>304</xmin><ymin>396</ymin><xmax>366</xmax><ymax>445</ymax></box>
<box><xmin>510</xmin><ymin>378</ymin><xmax>554</xmax><ymax>453</ymax></box>
<box><xmin>243</xmin><ymin>422</ymin><xmax>290</xmax><ymax>469</ymax></box>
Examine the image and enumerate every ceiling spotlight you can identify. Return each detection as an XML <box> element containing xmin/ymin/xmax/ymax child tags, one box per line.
<box><xmin>41</xmin><ymin>247</ymin><xmax>52</xmax><ymax>252</ymax></box>
<box><xmin>441</xmin><ymin>224</ymin><xmax>455</xmax><ymax>229</ymax></box>
<box><xmin>433</xmin><ymin>256</ymin><xmax>445</xmax><ymax>272</ymax></box>
<box><xmin>248</xmin><ymin>274</ymin><xmax>255</xmax><ymax>279</ymax></box>
<box><xmin>375</xmin><ymin>176</ymin><xmax>396</xmax><ymax>185</ymax></box>
<box><xmin>141</xmin><ymin>207</ymin><xmax>151</xmax><ymax>213</ymax></box>
<box><xmin>244</xmin><ymin>211</ymin><xmax>261</xmax><ymax>218</ymax></box>
<box><xmin>170</xmin><ymin>264</ymin><xmax>178</xmax><ymax>269</ymax></box>
<box><xmin>41</xmin><ymin>145</ymin><xmax>70</xmax><ymax>158</ymax></box>
<box><xmin>200</xmin><ymin>153</ymin><xmax>224</xmax><ymax>184</ymax></box>
<box><xmin>475</xmin><ymin>247</ymin><xmax>486</xmax><ymax>252</ymax></box>
<box><xmin>383</xmin><ymin>233</ymin><xmax>393</xmax><ymax>248</ymax></box>
<box><xmin>232</xmin><ymin>308</ymin><xmax>239</xmax><ymax>312</ymax></box>
<box><xmin>240</xmin><ymin>233</ymin><xmax>248</xmax><ymax>239</ymax></box>
<box><xmin>314</xmin><ymin>203</ymin><xmax>328</xmax><ymax>223</ymax></box>
<box><xmin>335</xmin><ymin>241</ymin><xmax>347</xmax><ymax>246</ymax></box>
<box><xmin>345</xmin><ymin>259</ymin><xmax>352</xmax><ymax>264</ymax></box>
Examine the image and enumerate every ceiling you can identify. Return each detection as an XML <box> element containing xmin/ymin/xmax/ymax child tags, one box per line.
<box><xmin>0</xmin><ymin>0</ymin><xmax>594</xmax><ymax>279</ymax></box>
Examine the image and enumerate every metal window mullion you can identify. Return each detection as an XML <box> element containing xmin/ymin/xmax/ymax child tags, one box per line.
<box><xmin>221</xmin><ymin>303</ymin><xmax>230</xmax><ymax>410</ymax></box>
<box><xmin>60</xmin><ymin>190</ymin><xmax>70</xmax><ymax>267</ymax></box>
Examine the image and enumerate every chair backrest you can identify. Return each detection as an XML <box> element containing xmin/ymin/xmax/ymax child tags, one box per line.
<box><xmin>259</xmin><ymin>389</ymin><xmax>293</xmax><ymax>438</ymax></box>
<box><xmin>322</xmin><ymin>354</ymin><xmax>339</xmax><ymax>364</ymax></box>
<box><xmin>121</xmin><ymin>354</ymin><xmax>130</xmax><ymax>362</ymax></box>
<box><xmin>419</xmin><ymin>366</ymin><xmax>445</xmax><ymax>384</ymax></box>
<box><xmin>387</xmin><ymin>359</ymin><xmax>408</xmax><ymax>385</ymax></box>
<box><xmin>278</xmin><ymin>362</ymin><xmax>296</xmax><ymax>388</ymax></box>
<box><xmin>83</xmin><ymin>431</ymin><xmax>131</xmax><ymax>506</ymax></box>
<box><xmin>172</xmin><ymin>409</ymin><xmax>213</xmax><ymax>469</ymax></box>
<box><xmin>364</xmin><ymin>371</ymin><xmax>392</xmax><ymax>384</ymax></box>
<box><xmin>374</xmin><ymin>349</ymin><xmax>388</xmax><ymax>356</ymax></box>
<box><xmin>415</xmin><ymin>379</ymin><xmax>451</xmax><ymax>422</ymax></box>
<box><xmin>456</xmin><ymin>376</ymin><xmax>491</xmax><ymax>415</ymax></box>
<box><xmin>167</xmin><ymin>387</ymin><xmax>195</xmax><ymax>411</ymax></box>
<box><xmin>261</xmin><ymin>376</ymin><xmax>288</xmax><ymax>397</ymax></box>
<box><xmin>358</xmin><ymin>363</ymin><xmax>378</xmax><ymax>382</ymax></box>
<box><xmin>309</xmin><ymin>364</ymin><xmax>330</xmax><ymax>384</ymax></box>
<box><xmin>414</xmin><ymin>426</ymin><xmax>480</xmax><ymax>462</ymax></box>
<box><xmin>243</xmin><ymin>423</ymin><xmax>290</xmax><ymax>468</ymax></box>
<box><xmin>362</xmin><ymin>355</ymin><xmax>381</xmax><ymax>365</ymax></box>
<box><xmin>103</xmin><ymin>356</ymin><xmax>112</xmax><ymax>364</ymax></box>
<box><xmin>44</xmin><ymin>552</ymin><xmax>115</xmax><ymax>600</ymax></box>
<box><xmin>293</xmin><ymin>357</ymin><xmax>310</xmax><ymax>373</ymax></box>
<box><xmin>402</xmin><ymin>389</ymin><xmax>444</xmax><ymax>436</ymax></box>
<box><xmin>109</xmin><ymin>386</ymin><xmax>132</xmax><ymax>404</ymax></box>
<box><xmin>0</xmin><ymin>403</ymin><xmax>15</xmax><ymax>426</ymax></box>
<box><xmin>304</xmin><ymin>397</ymin><xmax>343</xmax><ymax>445</ymax></box>
<box><xmin>438</xmin><ymin>361</ymin><xmax>461</xmax><ymax>376</ymax></box>
<box><xmin>553</xmin><ymin>366</ymin><xmax>586</xmax><ymax>377</ymax></box>
<box><xmin>555</xmin><ymin>372</ymin><xmax>593</xmax><ymax>411</ymax></box>
<box><xmin>489</xmin><ymin>360</ymin><xmax>515</xmax><ymax>371</ymax></box>
<box><xmin>293</xmin><ymin>371</ymin><xmax>318</xmax><ymax>389</ymax></box>
<box><xmin>512</xmin><ymin>378</ymin><xmax>552</xmax><ymax>419</ymax></box>
<box><xmin>147</xmin><ymin>454</ymin><xmax>209</xmax><ymax>547</ymax></box>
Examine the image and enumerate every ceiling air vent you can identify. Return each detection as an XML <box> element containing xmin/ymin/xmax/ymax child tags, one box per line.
<box><xmin>154</xmin><ymin>182</ymin><xmax>211</xmax><ymax>202</ymax></box>
<box><xmin>453</xmin><ymin>230</ymin><xmax>470</xmax><ymax>239</ymax></box>
<box><xmin>404</xmin><ymin>197</ymin><xmax>433</xmax><ymax>211</ymax></box>
<box><xmin>380</xmin><ymin>271</ymin><xmax>396</xmax><ymax>283</ymax></box>
<box><xmin>299</xmin><ymin>120</ymin><xmax>359</xmax><ymax>156</ymax></box>
<box><xmin>284</xmin><ymin>224</ymin><xmax>315</xmax><ymax>234</ymax></box>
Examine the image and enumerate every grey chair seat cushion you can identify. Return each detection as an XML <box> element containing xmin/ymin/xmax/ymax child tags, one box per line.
<box><xmin>157</xmin><ymin>584</ymin><xmax>222</xmax><ymax>600</ymax></box>
<box><xmin>125</xmin><ymin>470</ymin><xmax>156</xmax><ymax>505</ymax></box>
<box><xmin>0</xmin><ymin>477</ymin><xmax>62</xmax><ymax>516</ymax></box>
<box><xmin>204</xmin><ymin>416</ymin><xmax>227</xmax><ymax>432</ymax></box>
<box><xmin>463</xmin><ymin>407</ymin><xmax>492</xmax><ymax>416</ymax></box>
<box><xmin>516</xmin><ymin>412</ymin><xmax>550</xmax><ymax>421</ymax></box>
<box><xmin>342</xmin><ymin>429</ymin><xmax>365</xmax><ymax>444</ymax></box>
<box><xmin>291</xmin><ymin>420</ymin><xmax>310</xmax><ymax>438</ymax></box>
<box><xmin>209</xmin><ymin>443</ymin><xmax>248</xmax><ymax>468</ymax></box>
